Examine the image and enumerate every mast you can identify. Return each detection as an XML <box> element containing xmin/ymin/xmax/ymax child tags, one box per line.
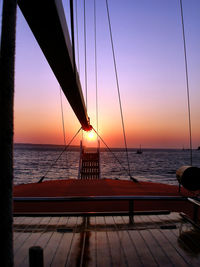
<box><xmin>0</xmin><ymin>0</ymin><xmax>17</xmax><ymax>265</ymax></box>
<box><xmin>17</xmin><ymin>0</ymin><xmax>91</xmax><ymax>131</ymax></box>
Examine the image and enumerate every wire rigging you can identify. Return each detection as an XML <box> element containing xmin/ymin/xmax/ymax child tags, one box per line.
<box><xmin>75</xmin><ymin>0</ymin><xmax>80</xmax><ymax>73</ymax></box>
<box><xmin>74</xmin><ymin>0</ymin><xmax>83</xmax><ymax>141</ymax></box>
<box><xmin>38</xmin><ymin>127</ymin><xmax>82</xmax><ymax>183</ymax></box>
<box><xmin>94</xmin><ymin>0</ymin><xmax>99</xmax><ymax>135</ymax></box>
<box><xmin>60</xmin><ymin>87</ymin><xmax>66</xmax><ymax>146</ymax></box>
<box><xmin>179</xmin><ymin>0</ymin><xmax>193</xmax><ymax>166</ymax></box>
<box><xmin>92</xmin><ymin>127</ymin><xmax>138</xmax><ymax>183</ymax></box>
<box><xmin>84</xmin><ymin>0</ymin><xmax>88</xmax><ymax>109</ymax></box>
<box><xmin>70</xmin><ymin>0</ymin><xmax>76</xmax><ymax>74</ymax></box>
<box><xmin>59</xmin><ymin>87</ymin><xmax>69</xmax><ymax>178</ymax></box>
<box><xmin>105</xmin><ymin>0</ymin><xmax>132</xmax><ymax>179</ymax></box>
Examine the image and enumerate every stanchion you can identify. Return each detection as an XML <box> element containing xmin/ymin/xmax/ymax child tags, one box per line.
<box><xmin>29</xmin><ymin>246</ymin><xmax>44</xmax><ymax>267</ymax></box>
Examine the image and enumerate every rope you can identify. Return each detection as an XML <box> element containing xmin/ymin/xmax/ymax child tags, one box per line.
<box><xmin>94</xmin><ymin>0</ymin><xmax>99</xmax><ymax>135</ymax></box>
<box><xmin>105</xmin><ymin>0</ymin><xmax>132</xmax><ymax>177</ymax></box>
<box><xmin>92</xmin><ymin>127</ymin><xmax>138</xmax><ymax>183</ymax></box>
<box><xmin>75</xmin><ymin>0</ymin><xmax>80</xmax><ymax>73</ymax></box>
<box><xmin>38</xmin><ymin>127</ymin><xmax>82</xmax><ymax>183</ymax></box>
<box><xmin>60</xmin><ymin>87</ymin><xmax>66</xmax><ymax>146</ymax></box>
<box><xmin>75</xmin><ymin>0</ymin><xmax>83</xmax><ymax>144</ymax></box>
<box><xmin>84</xmin><ymin>0</ymin><xmax>88</xmax><ymax>109</ymax></box>
<box><xmin>179</xmin><ymin>0</ymin><xmax>193</xmax><ymax>166</ymax></box>
<box><xmin>59</xmin><ymin>87</ymin><xmax>69</xmax><ymax>178</ymax></box>
<box><xmin>70</xmin><ymin>0</ymin><xmax>76</xmax><ymax>73</ymax></box>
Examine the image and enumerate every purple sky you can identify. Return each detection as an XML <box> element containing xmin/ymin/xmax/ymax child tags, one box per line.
<box><xmin>1</xmin><ymin>0</ymin><xmax>199</xmax><ymax>148</ymax></box>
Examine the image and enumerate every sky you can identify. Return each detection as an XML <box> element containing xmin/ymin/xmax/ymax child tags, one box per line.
<box><xmin>1</xmin><ymin>0</ymin><xmax>200</xmax><ymax>148</ymax></box>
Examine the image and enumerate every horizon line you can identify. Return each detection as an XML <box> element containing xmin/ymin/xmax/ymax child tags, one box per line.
<box><xmin>13</xmin><ymin>142</ymin><xmax>195</xmax><ymax>150</ymax></box>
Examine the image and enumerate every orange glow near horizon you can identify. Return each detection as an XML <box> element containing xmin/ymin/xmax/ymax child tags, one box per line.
<box><xmin>14</xmin><ymin>104</ymin><xmax>200</xmax><ymax>149</ymax></box>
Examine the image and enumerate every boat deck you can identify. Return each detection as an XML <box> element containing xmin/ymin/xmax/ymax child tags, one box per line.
<box><xmin>13</xmin><ymin>179</ymin><xmax>196</xmax><ymax>216</ymax></box>
<box><xmin>14</xmin><ymin>212</ymin><xmax>200</xmax><ymax>266</ymax></box>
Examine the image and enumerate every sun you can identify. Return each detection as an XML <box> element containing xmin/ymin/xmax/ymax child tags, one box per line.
<box><xmin>85</xmin><ymin>130</ymin><xmax>96</xmax><ymax>141</ymax></box>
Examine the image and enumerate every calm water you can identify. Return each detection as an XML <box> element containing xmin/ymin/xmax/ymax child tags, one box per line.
<box><xmin>14</xmin><ymin>144</ymin><xmax>200</xmax><ymax>186</ymax></box>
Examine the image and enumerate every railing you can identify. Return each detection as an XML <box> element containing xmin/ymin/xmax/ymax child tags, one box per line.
<box><xmin>13</xmin><ymin>195</ymin><xmax>188</xmax><ymax>224</ymax></box>
<box><xmin>179</xmin><ymin>197</ymin><xmax>200</xmax><ymax>230</ymax></box>
<box><xmin>79</xmin><ymin>141</ymin><xmax>100</xmax><ymax>179</ymax></box>
<box><xmin>188</xmin><ymin>197</ymin><xmax>200</xmax><ymax>222</ymax></box>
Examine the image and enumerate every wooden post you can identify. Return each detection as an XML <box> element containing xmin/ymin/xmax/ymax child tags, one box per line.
<box><xmin>0</xmin><ymin>0</ymin><xmax>17</xmax><ymax>266</ymax></box>
<box><xmin>29</xmin><ymin>246</ymin><xmax>44</xmax><ymax>267</ymax></box>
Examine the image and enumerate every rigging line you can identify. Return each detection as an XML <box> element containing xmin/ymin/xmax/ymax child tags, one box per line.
<box><xmin>94</xmin><ymin>0</ymin><xmax>99</xmax><ymax>135</ymax></box>
<box><xmin>84</xmin><ymin>0</ymin><xmax>88</xmax><ymax>109</ymax></box>
<box><xmin>38</xmin><ymin>127</ymin><xmax>82</xmax><ymax>183</ymax></box>
<box><xmin>70</xmin><ymin>0</ymin><xmax>76</xmax><ymax>74</ymax></box>
<box><xmin>180</xmin><ymin>0</ymin><xmax>193</xmax><ymax>166</ymax></box>
<box><xmin>60</xmin><ymin>87</ymin><xmax>66</xmax><ymax>146</ymax></box>
<box><xmin>92</xmin><ymin>127</ymin><xmax>138</xmax><ymax>183</ymax></box>
<box><xmin>75</xmin><ymin>0</ymin><xmax>80</xmax><ymax>73</ymax></box>
<box><xmin>60</xmin><ymin>86</ymin><xmax>69</xmax><ymax>178</ymax></box>
<box><xmin>105</xmin><ymin>0</ymin><xmax>131</xmax><ymax>177</ymax></box>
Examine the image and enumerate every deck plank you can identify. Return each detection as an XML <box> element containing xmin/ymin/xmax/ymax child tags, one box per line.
<box><xmin>168</xmin><ymin>227</ymin><xmax>200</xmax><ymax>267</ymax></box>
<box><xmin>124</xmin><ymin>214</ymin><xmax>158</xmax><ymax>266</ymax></box>
<box><xmin>148</xmin><ymin>214</ymin><xmax>200</xmax><ymax>266</ymax></box>
<box><xmin>139</xmin><ymin>215</ymin><xmax>174</xmax><ymax>266</ymax></box>
<box><xmin>15</xmin><ymin>232</ymin><xmax>42</xmax><ymax>267</ymax></box>
<box><xmin>13</xmin><ymin>217</ymin><xmax>26</xmax><ymax>242</ymax></box>
<box><xmin>104</xmin><ymin>216</ymin><xmax>127</xmax><ymax>267</ymax></box>
<box><xmin>65</xmin><ymin>217</ymin><xmax>83</xmax><ymax>266</ymax></box>
<box><xmin>15</xmin><ymin>218</ymin><xmax>58</xmax><ymax>267</ymax></box>
<box><xmin>51</xmin><ymin>217</ymin><xmax>76</xmax><ymax>267</ymax></box>
<box><xmin>43</xmin><ymin>217</ymin><xmax>66</xmax><ymax>266</ymax></box>
<box><xmin>128</xmin><ymin>228</ymin><xmax>158</xmax><ymax>267</ymax></box>
<box><xmin>140</xmin><ymin>228</ymin><xmax>172</xmax><ymax>266</ymax></box>
<box><xmin>51</xmin><ymin>232</ymin><xmax>74</xmax><ymax>267</ymax></box>
<box><xmin>149</xmin><ymin>228</ymin><xmax>189</xmax><ymax>267</ymax></box>
<box><xmin>14</xmin><ymin>217</ymin><xmax>43</xmax><ymax>254</ymax></box>
<box><xmin>44</xmin><ymin>231</ymin><xmax>64</xmax><ymax>267</ymax></box>
<box><xmin>13</xmin><ymin>213</ymin><xmax>200</xmax><ymax>267</ymax></box>
<box><xmin>96</xmin><ymin>216</ymin><xmax>112</xmax><ymax>266</ymax></box>
<box><xmin>88</xmin><ymin>217</ymin><xmax>97</xmax><ymax>267</ymax></box>
<box><xmin>14</xmin><ymin>216</ymin><xmax>24</xmax><ymax>224</ymax></box>
<box><xmin>114</xmin><ymin>216</ymin><xmax>143</xmax><ymax>267</ymax></box>
<box><xmin>14</xmin><ymin>217</ymin><xmax>34</xmax><ymax>241</ymax></box>
<box><xmin>18</xmin><ymin>217</ymin><xmax>53</xmax><ymax>267</ymax></box>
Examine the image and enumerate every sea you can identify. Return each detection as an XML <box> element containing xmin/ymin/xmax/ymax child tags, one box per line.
<box><xmin>14</xmin><ymin>144</ymin><xmax>200</xmax><ymax>186</ymax></box>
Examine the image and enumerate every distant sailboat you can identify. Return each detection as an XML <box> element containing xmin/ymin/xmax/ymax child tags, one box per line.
<box><xmin>136</xmin><ymin>145</ymin><xmax>142</xmax><ymax>154</ymax></box>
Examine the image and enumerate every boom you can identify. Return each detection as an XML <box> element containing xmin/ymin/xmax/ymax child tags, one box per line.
<box><xmin>18</xmin><ymin>0</ymin><xmax>91</xmax><ymax>131</ymax></box>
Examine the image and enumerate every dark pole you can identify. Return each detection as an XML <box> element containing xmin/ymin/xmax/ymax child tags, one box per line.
<box><xmin>0</xmin><ymin>0</ymin><xmax>17</xmax><ymax>266</ymax></box>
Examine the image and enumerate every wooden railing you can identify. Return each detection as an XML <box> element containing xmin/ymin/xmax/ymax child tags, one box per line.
<box><xmin>13</xmin><ymin>195</ymin><xmax>188</xmax><ymax>224</ymax></box>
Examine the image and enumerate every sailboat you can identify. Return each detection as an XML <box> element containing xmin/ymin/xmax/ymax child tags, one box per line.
<box><xmin>136</xmin><ymin>145</ymin><xmax>142</xmax><ymax>154</ymax></box>
<box><xmin>11</xmin><ymin>0</ymin><xmax>200</xmax><ymax>218</ymax></box>
<box><xmin>1</xmin><ymin>0</ymin><xmax>200</xmax><ymax>266</ymax></box>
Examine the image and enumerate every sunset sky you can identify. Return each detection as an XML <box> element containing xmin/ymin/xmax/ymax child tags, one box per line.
<box><xmin>4</xmin><ymin>0</ymin><xmax>200</xmax><ymax>148</ymax></box>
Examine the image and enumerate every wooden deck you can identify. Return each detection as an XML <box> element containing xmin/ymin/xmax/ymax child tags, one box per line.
<box><xmin>14</xmin><ymin>213</ymin><xmax>200</xmax><ymax>266</ymax></box>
